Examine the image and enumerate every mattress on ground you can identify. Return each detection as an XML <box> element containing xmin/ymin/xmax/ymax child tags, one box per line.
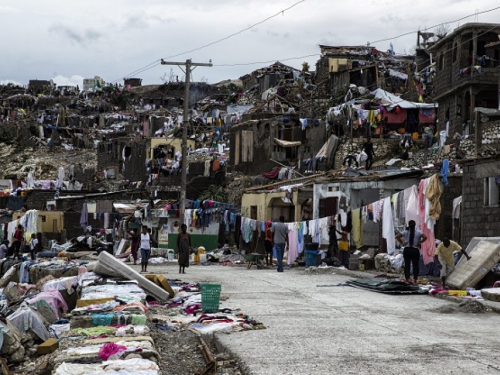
<box><xmin>346</xmin><ymin>277</ymin><xmax>422</xmax><ymax>294</ymax></box>
<box><xmin>446</xmin><ymin>237</ymin><xmax>500</xmax><ymax>290</ymax></box>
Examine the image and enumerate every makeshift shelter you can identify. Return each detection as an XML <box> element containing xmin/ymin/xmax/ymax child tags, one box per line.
<box><xmin>371</xmin><ymin>88</ymin><xmax>437</xmax><ymax>110</ymax></box>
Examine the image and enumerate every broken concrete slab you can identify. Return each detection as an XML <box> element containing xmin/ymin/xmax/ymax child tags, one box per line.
<box><xmin>84</xmin><ymin>335</ymin><xmax>154</xmax><ymax>345</ymax></box>
<box><xmin>37</xmin><ymin>338</ymin><xmax>59</xmax><ymax>355</ymax></box>
<box><xmin>97</xmin><ymin>251</ymin><xmax>170</xmax><ymax>302</ymax></box>
<box><xmin>154</xmin><ymin>275</ymin><xmax>175</xmax><ymax>298</ymax></box>
<box><xmin>447</xmin><ymin>238</ymin><xmax>500</xmax><ymax>290</ymax></box>
<box><xmin>76</xmin><ymin>297</ymin><xmax>115</xmax><ymax>308</ymax></box>
<box><xmin>481</xmin><ymin>288</ymin><xmax>500</xmax><ymax>302</ymax></box>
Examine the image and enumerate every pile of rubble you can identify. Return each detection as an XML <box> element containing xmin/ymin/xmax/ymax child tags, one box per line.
<box><xmin>0</xmin><ymin>142</ymin><xmax>97</xmax><ymax>181</ymax></box>
<box><xmin>225</xmin><ymin>172</ymin><xmax>253</xmax><ymax>206</ymax></box>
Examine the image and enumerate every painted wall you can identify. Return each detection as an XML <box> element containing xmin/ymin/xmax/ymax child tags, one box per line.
<box><xmin>241</xmin><ymin>190</ymin><xmax>301</xmax><ymax>222</ymax></box>
<box><xmin>13</xmin><ymin>210</ymin><xmax>64</xmax><ymax>233</ymax></box>
<box><xmin>152</xmin><ymin>213</ymin><xmax>220</xmax><ymax>251</ymax></box>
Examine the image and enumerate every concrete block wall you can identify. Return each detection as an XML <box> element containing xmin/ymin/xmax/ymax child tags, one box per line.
<box><xmin>123</xmin><ymin>140</ymin><xmax>148</xmax><ymax>182</ymax></box>
<box><xmin>97</xmin><ymin>141</ymin><xmax>120</xmax><ymax>178</ymax></box>
<box><xmin>461</xmin><ymin>163</ymin><xmax>500</xmax><ymax>245</ymax></box>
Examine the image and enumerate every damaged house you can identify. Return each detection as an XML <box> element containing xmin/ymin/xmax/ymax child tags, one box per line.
<box><xmin>229</xmin><ymin>116</ymin><xmax>328</xmax><ymax>176</ymax></box>
<box><xmin>316</xmin><ymin>45</ymin><xmax>379</xmax><ymax>94</ymax></box>
<box><xmin>429</xmin><ymin>23</ymin><xmax>500</xmax><ymax>137</ymax></box>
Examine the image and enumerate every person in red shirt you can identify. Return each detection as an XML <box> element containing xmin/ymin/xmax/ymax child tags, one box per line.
<box><xmin>13</xmin><ymin>224</ymin><xmax>24</xmax><ymax>258</ymax></box>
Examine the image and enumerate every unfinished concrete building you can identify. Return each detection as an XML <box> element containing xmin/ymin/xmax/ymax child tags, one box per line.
<box><xmin>316</xmin><ymin>45</ymin><xmax>378</xmax><ymax>93</ymax></box>
<box><xmin>429</xmin><ymin>23</ymin><xmax>500</xmax><ymax>137</ymax></box>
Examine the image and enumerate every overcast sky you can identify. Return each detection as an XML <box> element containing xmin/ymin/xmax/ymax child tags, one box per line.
<box><xmin>1</xmin><ymin>0</ymin><xmax>500</xmax><ymax>88</ymax></box>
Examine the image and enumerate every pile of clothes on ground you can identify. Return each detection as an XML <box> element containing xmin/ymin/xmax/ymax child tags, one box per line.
<box><xmin>150</xmin><ymin>280</ymin><xmax>265</xmax><ymax>334</ymax></box>
<box><xmin>0</xmin><ymin>247</ymin><xmax>265</xmax><ymax>374</ymax></box>
<box><xmin>0</xmin><ymin>254</ymin><xmax>162</xmax><ymax>374</ymax></box>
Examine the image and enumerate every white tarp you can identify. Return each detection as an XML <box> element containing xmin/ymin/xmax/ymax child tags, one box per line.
<box><xmin>227</xmin><ymin>105</ymin><xmax>253</xmax><ymax>115</ymax></box>
<box><xmin>372</xmin><ymin>88</ymin><xmax>437</xmax><ymax>110</ymax></box>
<box><xmin>388</xmin><ymin>69</ymin><xmax>408</xmax><ymax>80</ymax></box>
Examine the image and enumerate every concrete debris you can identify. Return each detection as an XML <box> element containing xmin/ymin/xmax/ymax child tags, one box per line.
<box><xmin>97</xmin><ymin>251</ymin><xmax>170</xmax><ymax>302</ymax></box>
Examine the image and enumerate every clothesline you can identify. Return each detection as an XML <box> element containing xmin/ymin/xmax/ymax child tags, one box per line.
<box><xmin>236</xmin><ymin>172</ymin><xmax>445</xmax><ymax>265</ymax></box>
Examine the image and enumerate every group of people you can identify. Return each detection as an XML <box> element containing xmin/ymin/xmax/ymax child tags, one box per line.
<box><xmin>396</xmin><ymin>220</ymin><xmax>471</xmax><ymax>286</ymax></box>
<box><xmin>342</xmin><ymin>137</ymin><xmax>376</xmax><ymax>170</ymax></box>
<box><xmin>262</xmin><ymin>215</ymin><xmax>470</xmax><ymax>284</ymax></box>
<box><xmin>125</xmin><ymin>212</ymin><xmax>468</xmax><ymax>286</ymax></box>
<box><xmin>0</xmin><ymin>225</ymin><xmax>42</xmax><ymax>260</ymax></box>
<box><xmin>127</xmin><ymin>223</ymin><xmax>192</xmax><ymax>275</ymax></box>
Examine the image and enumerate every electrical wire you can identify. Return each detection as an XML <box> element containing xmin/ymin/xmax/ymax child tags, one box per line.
<box><xmin>212</xmin><ymin>53</ymin><xmax>319</xmax><ymax>67</ymax></box>
<box><xmin>369</xmin><ymin>5</ymin><xmax>500</xmax><ymax>44</ymax></box>
<box><xmin>109</xmin><ymin>0</ymin><xmax>305</xmax><ymax>83</ymax></box>
<box><xmin>110</xmin><ymin>60</ymin><xmax>162</xmax><ymax>84</ymax></box>
<box><xmin>109</xmin><ymin>4</ymin><xmax>499</xmax><ymax>88</ymax></box>
<box><xmin>163</xmin><ymin>0</ymin><xmax>305</xmax><ymax>60</ymax></box>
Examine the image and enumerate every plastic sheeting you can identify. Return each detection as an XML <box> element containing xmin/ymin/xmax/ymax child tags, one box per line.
<box><xmin>372</xmin><ymin>88</ymin><xmax>437</xmax><ymax>110</ymax></box>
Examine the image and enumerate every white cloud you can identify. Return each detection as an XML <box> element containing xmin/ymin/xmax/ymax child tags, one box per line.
<box><xmin>1</xmin><ymin>0</ymin><xmax>500</xmax><ymax>85</ymax></box>
<box><xmin>0</xmin><ymin>80</ymin><xmax>22</xmax><ymax>86</ymax></box>
<box><xmin>52</xmin><ymin>75</ymin><xmax>84</xmax><ymax>88</ymax></box>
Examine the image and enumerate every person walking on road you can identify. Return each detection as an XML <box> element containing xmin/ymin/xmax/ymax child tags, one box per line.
<box><xmin>128</xmin><ymin>228</ymin><xmax>140</xmax><ymax>265</ymax></box>
<box><xmin>264</xmin><ymin>221</ymin><xmax>273</xmax><ymax>266</ymax></box>
<box><xmin>272</xmin><ymin>216</ymin><xmax>288</xmax><ymax>272</ymax></box>
<box><xmin>396</xmin><ymin>220</ymin><xmax>427</xmax><ymax>283</ymax></box>
<box><xmin>140</xmin><ymin>225</ymin><xmax>151</xmax><ymax>273</ymax></box>
<box><xmin>177</xmin><ymin>224</ymin><xmax>191</xmax><ymax>274</ymax></box>
<box><xmin>436</xmin><ymin>237</ymin><xmax>470</xmax><ymax>287</ymax></box>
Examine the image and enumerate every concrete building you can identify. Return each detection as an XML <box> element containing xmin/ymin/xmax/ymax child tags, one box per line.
<box><xmin>149</xmin><ymin>138</ymin><xmax>196</xmax><ymax>161</ymax></box>
<box><xmin>83</xmin><ymin>76</ymin><xmax>105</xmax><ymax>91</ymax></box>
<box><xmin>241</xmin><ymin>176</ymin><xmax>316</xmax><ymax>222</ymax></box>
<box><xmin>428</xmin><ymin>23</ymin><xmax>500</xmax><ymax>138</ymax></box>
<box><xmin>461</xmin><ymin>156</ymin><xmax>500</xmax><ymax>245</ymax></box>
<box><xmin>229</xmin><ymin>116</ymin><xmax>327</xmax><ymax>176</ymax></box>
<box><xmin>316</xmin><ymin>45</ymin><xmax>378</xmax><ymax>93</ymax></box>
<box><xmin>124</xmin><ymin>78</ymin><xmax>142</xmax><ymax>87</ymax></box>
<box><xmin>28</xmin><ymin>79</ymin><xmax>54</xmax><ymax>95</ymax></box>
<box><xmin>239</xmin><ymin>61</ymin><xmax>301</xmax><ymax>94</ymax></box>
<box><xmin>96</xmin><ymin>138</ymin><xmax>148</xmax><ymax>182</ymax></box>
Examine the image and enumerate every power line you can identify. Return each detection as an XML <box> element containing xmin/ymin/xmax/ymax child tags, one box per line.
<box><xmin>163</xmin><ymin>0</ymin><xmax>305</xmax><ymax>60</ymax></box>
<box><xmin>369</xmin><ymin>5</ymin><xmax>500</xmax><ymax>44</ymax></box>
<box><xmin>109</xmin><ymin>3</ymin><xmax>500</xmax><ymax>86</ymax></box>
<box><xmin>213</xmin><ymin>53</ymin><xmax>320</xmax><ymax>67</ymax></box>
<box><xmin>109</xmin><ymin>0</ymin><xmax>305</xmax><ymax>84</ymax></box>
<box><xmin>110</xmin><ymin>60</ymin><xmax>161</xmax><ymax>84</ymax></box>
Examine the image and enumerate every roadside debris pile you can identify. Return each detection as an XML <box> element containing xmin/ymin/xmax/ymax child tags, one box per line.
<box><xmin>0</xmin><ymin>248</ymin><xmax>262</xmax><ymax>374</ymax></box>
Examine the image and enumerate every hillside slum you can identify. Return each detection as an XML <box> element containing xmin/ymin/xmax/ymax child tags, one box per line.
<box><xmin>2</xmin><ymin>22</ymin><xmax>500</xmax><ymax>372</ymax></box>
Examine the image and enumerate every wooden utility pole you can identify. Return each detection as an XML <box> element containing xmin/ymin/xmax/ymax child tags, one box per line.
<box><xmin>161</xmin><ymin>59</ymin><xmax>212</xmax><ymax>225</ymax></box>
